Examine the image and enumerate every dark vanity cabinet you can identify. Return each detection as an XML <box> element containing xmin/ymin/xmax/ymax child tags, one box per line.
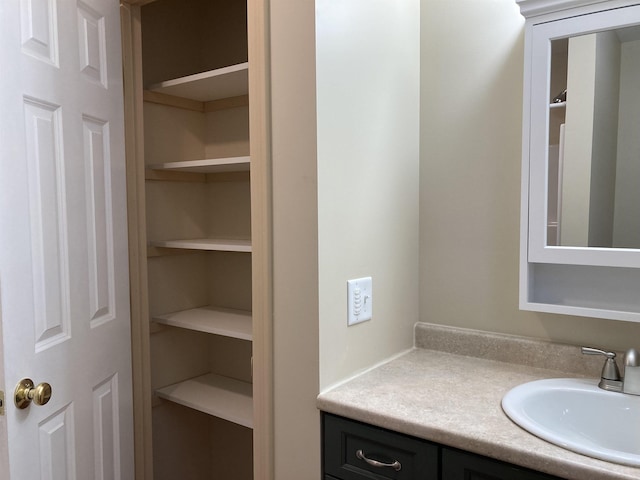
<box><xmin>440</xmin><ymin>448</ymin><xmax>562</xmax><ymax>480</ymax></box>
<box><xmin>323</xmin><ymin>413</ymin><xmax>439</xmax><ymax>479</ymax></box>
<box><xmin>323</xmin><ymin>413</ymin><xmax>563</xmax><ymax>480</ymax></box>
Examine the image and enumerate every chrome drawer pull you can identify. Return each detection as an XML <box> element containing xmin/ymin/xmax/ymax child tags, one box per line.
<box><xmin>356</xmin><ymin>449</ymin><xmax>402</xmax><ymax>471</ymax></box>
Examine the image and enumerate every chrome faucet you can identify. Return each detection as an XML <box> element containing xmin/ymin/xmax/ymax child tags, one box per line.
<box><xmin>623</xmin><ymin>348</ymin><xmax>640</xmax><ymax>395</ymax></box>
<box><xmin>582</xmin><ymin>346</ymin><xmax>640</xmax><ymax>395</ymax></box>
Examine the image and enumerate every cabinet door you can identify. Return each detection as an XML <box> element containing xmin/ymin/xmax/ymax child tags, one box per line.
<box><xmin>323</xmin><ymin>413</ymin><xmax>438</xmax><ymax>480</ymax></box>
<box><xmin>442</xmin><ymin>448</ymin><xmax>563</xmax><ymax>480</ymax></box>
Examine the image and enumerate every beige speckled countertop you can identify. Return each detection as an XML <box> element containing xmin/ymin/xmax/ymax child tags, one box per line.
<box><xmin>317</xmin><ymin>323</ymin><xmax>640</xmax><ymax>480</ymax></box>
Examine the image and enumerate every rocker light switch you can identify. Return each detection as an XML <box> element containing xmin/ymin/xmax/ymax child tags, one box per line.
<box><xmin>347</xmin><ymin>277</ymin><xmax>372</xmax><ymax>326</ymax></box>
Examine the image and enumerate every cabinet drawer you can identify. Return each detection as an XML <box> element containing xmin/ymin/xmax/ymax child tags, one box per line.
<box><xmin>441</xmin><ymin>448</ymin><xmax>564</xmax><ymax>480</ymax></box>
<box><xmin>323</xmin><ymin>413</ymin><xmax>439</xmax><ymax>480</ymax></box>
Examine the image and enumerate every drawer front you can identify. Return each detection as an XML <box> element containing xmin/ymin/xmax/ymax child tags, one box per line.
<box><xmin>323</xmin><ymin>413</ymin><xmax>439</xmax><ymax>480</ymax></box>
<box><xmin>441</xmin><ymin>448</ymin><xmax>564</xmax><ymax>480</ymax></box>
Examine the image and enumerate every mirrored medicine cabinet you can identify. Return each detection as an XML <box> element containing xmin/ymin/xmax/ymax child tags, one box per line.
<box><xmin>518</xmin><ymin>0</ymin><xmax>640</xmax><ymax>321</ymax></box>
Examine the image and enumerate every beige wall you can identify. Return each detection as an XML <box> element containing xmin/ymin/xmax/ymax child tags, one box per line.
<box><xmin>419</xmin><ymin>0</ymin><xmax>640</xmax><ymax>350</ymax></box>
<box><xmin>270</xmin><ymin>0</ymin><xmax>320</xmax><ymax>479</ymax></box>
<box><xmin>316</xmin><ymin>0</ymin><xmax>420</xmax><ymax>391</ymax></box>
<box><xmin>270</xmin><ymin>1</ymin><xmax>420</xmax><ymax>477</ymax></box>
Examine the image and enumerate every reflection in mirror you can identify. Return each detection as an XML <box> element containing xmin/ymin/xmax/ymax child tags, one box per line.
<box><xmin>547</xmin><ymin>26</ymin><xmax>640</xmax><ymax>249</ymax></box>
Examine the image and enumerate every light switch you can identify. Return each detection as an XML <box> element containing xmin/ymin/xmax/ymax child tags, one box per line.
<box><xmin>347</xmin><ymin>277</ymin><xmax>372</xmax><ymax>326</ymax></box>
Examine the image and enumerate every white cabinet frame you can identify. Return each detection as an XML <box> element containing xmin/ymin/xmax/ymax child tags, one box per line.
<box><xmin>518</xmin><ymin>0</ymin><xmax>640</xmax><ymax>321</ymax></box>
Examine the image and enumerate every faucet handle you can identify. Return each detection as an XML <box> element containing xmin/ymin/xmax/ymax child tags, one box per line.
<box><xmin>581</xmin><ymin>346</ymin><xmax>616</xmax><ymax>359</ymax></box>
<box><xmin>581</xmin><ymin>346</ymin><xmax>621</xmax><ymax>381</ymax></box>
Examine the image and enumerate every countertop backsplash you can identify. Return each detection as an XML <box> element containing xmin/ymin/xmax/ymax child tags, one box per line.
<box><xmin>414</xmin><ymin>322</ymin><xmax>620</xmax><ymax>377</ymax></box>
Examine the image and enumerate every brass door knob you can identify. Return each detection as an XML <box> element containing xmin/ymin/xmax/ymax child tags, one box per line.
<box><xmin>14</xmin><ymin>378</ymin><xmax>52</xmax><ymax>409</ymax></box>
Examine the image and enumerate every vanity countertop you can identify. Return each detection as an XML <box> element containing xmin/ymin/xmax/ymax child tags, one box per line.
<box><xmin>316</xmin><ymin>323</ymin><xmax>640</xmax><ymax>480</ymax></box>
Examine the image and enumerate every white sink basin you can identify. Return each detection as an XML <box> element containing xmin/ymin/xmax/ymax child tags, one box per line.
<box><xmin>502</xmin><ymin>378</ymin><xmax>640</xmax><ymax>467</ymax></box>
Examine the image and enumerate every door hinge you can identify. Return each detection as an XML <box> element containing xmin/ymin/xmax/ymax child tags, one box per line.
<box><xmin>0</xmin><ymin>391</ymin><xmax>4</xmax><ymax>415</ymax></box>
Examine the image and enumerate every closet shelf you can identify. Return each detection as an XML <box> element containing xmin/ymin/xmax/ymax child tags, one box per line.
<box><xmin>147</xmin><ymin>62</ymin><xmax>249</xmax><ymax>102</ymax></box>
<box><xmin>152</xmin><ymin>306</ymin><xmax>252</xmax><ymax>340</ymax></box>
<box><xmin>156</xmin><ymin>373</ymin><xmax>253</xmax><ymax>429</ymax></box>
<box><xmin>148</xmin><ymin>156</ymin><xmax>250</xmax><ymax>174</ymax></box>
<box><xmin>149</xmin><ymin>238</ymin><xmax>251</xmax><ymax>252</ymax></box>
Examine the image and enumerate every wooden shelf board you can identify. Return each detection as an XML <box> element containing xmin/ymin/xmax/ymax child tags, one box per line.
<box><xmin>152</xmin><ymin>306</ymin><xmax>252</xmax><ymax>340</ymax></box>
<box><xmin>147</xmin><ymin>63</ymin><xmax>249</xmax><ymax>102</ymax></box>
<box><xmin>149</xmin><ymin>238</ymin><xmax>251</xmax><ymax>252</ymax></box>
<box><xmin>156</xmin><ymin>373</ymin><xmax>253</xmax><ymax>428</ymax></box>
<box><xmin>148</xmin><ymin>157</ymin><xmax>250</xmax><ymax>174</ymax></box>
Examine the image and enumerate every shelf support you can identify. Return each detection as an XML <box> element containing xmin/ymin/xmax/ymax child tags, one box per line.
<box><xmin>143</xmin><ymin>90</ymin><xmax>204</xmax><ymax>112</ymax></box>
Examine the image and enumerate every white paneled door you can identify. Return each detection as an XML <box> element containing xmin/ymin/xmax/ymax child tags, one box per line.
<box><xmin>0</xmin><ymin>0</ymin><xmax>134</xmax><ymax>479</ymax></box>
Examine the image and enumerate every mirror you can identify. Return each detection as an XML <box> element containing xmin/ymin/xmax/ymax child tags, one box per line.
<box><xmin>546</xmin><ymin>26</ymin><xmax>640</xmax><ymax>249</ymax></box>
<box><xmin>519</xmin><ymin>1</ymin><xmax>640</xmax><ymax>321</ymax></box>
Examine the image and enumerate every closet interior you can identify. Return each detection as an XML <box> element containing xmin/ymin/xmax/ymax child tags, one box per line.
<box><xmin>138</xmin><ymin>0</ymin><xmax>254</xmax><ymax>478</ymax></box>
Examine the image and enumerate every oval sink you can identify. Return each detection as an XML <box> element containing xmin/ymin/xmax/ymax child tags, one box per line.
<box><xmin>502</xmin><ymin>378</ymin><xmax>640</xmax><ymax>467</ymax></box>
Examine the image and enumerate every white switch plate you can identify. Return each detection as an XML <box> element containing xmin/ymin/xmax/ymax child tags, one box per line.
<box><xmin>347</xmin><ymin>277</ymin><xmax>372</xmax><ymax>326</ymax></box>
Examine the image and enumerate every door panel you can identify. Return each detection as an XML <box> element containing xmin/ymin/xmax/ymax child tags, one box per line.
<box><xmin>0</xmin><ymin>0</ymin><xmax>134</xmax><ymax>478</ymax></box>
<box><xmin>39</xmin><ymin>405</ymin><xmax>76</xmax><ymax>480</ymax></box>
<box><xmin>23</xmin><ymin>97</ymin><xmax>71</xmax><ymax>351</ymax></box>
